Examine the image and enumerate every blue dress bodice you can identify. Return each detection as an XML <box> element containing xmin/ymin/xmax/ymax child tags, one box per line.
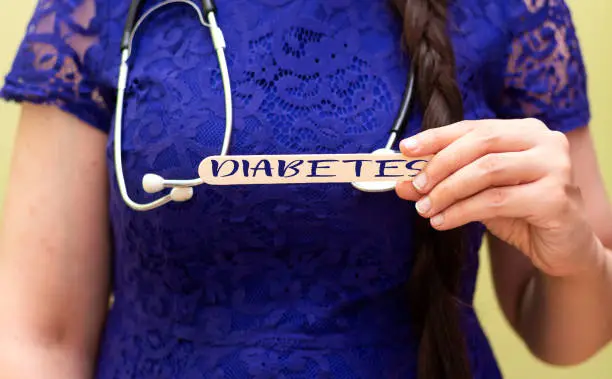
<box><xmin>1</xmin><ymin>0</ymin><xmax>590</xmax><ymax>377</ymax></box>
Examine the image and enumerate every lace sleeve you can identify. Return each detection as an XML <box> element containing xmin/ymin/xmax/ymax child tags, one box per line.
<box><xmin>494</xmin><ymin>0</ymin><xmax>590</xmax><ymax>132</ymax></box>
<box><xmin>0</xmin><ymin>0</ymin><xmax>111</xmax><ymax>133</ymax></box>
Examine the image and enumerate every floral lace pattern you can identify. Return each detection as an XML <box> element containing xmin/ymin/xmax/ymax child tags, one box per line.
<box><xmin>1</xmin><ymin>0</ymin><xmax>590</xmax><ymax>378</ymax></box>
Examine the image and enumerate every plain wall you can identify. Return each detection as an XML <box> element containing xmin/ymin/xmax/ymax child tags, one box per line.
<box><xmin>0</xmin><ymin>1</ymin><xmax>611</xmax><ymax>378</ymax></box>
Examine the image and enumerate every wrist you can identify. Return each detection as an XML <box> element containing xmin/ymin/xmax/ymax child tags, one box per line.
<box><xmin>543</xmin><ymin>233</ymin><xmax>608</xmax><ymax>285</ymax></box>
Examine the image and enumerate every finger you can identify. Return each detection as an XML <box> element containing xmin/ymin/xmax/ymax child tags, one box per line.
<box><xmin>427</xmin><ymin>179</ymin><xmax>564</xmax><ymax>231</ymax></box>
<box><xmin>395</xmin><ymin>180</ymin><xmax>421</xmax><ymax>201</ymax></box>
<box><xmin>410</xmin><ymin>123</ymin><xmax>548</xmax><ymax>194</ymax></box>
<box><xmin>399</xmin><ymin>120</ymin><xmax>476</xmax><ymax>156</ymax></box>
<box><xmin>415</xmin><ymin>150</ymin><xmax>550</xmax><ymax>218</ymax></box>
<box><xmin>399</xmin><ymin>118</ymin><xmax>548</xmax><ymax>157</ymax></box>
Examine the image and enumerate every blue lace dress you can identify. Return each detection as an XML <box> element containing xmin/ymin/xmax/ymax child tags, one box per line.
<box><xmin>1</xmin><ymin>0</ymin><xmax>590</xmax><ymax>378</ymax></box>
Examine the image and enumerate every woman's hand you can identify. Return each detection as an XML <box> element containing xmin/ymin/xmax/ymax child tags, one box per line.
<box><xmin>396</xmin><ymin>118</ymin><xmax>603</xmax><ymax>278</ymax></box>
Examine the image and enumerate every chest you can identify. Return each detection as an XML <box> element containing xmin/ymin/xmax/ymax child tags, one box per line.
<box><xmin>88</xmin><ymin>0</ymin><xmax>509</xmax><ymax>284</ymax></box>
<box><xmin>95</xmin><ymin>0</ymin><xmax>512</xmax><ymax>232</ymax></box>
<box><xmin>99</xmin><ymin>0</ymin><xmax>509</xmax><ymax>153</ymax></box>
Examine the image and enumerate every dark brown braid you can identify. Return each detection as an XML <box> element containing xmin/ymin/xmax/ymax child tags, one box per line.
<box><xmin>393</xmin><ymin>0</ymin><xmax>472</xmax><ymax>378</ymax></box>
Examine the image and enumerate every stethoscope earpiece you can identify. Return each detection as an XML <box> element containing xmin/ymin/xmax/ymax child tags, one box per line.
<box><xmin>141</xmin><ymin>173</ymin><xmax>194</xmax><ymax>202</ymax></box>
<box><xmin>170</xmin><ymin>187</ymin><xmax>194</xmax><ymax>202</ymax></box>
<box><xmin>142</xmin><ymin>173</ymin><xmax>165</xmax><ymax>194</ymax></box>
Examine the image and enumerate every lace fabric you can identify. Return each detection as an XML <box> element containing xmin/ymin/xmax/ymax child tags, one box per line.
<box><xmin>497</xmin><ymin>0</ymin><xmax>591</xmax><ymax>130</ymax></box>
<box><xmin>1</xmin><ymin>0</ymin><xmax>111</xmax><ymax>130</ymax></box>
<box><xmin>1</xmin><ymin>0</ymin><xmax>590</xmax><ymax>378</ymax></box>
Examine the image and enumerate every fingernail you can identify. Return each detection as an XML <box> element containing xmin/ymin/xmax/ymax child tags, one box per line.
<box><xmin>413</xmin><ymin>173</ymin><xmax>427</xmax><ymax>191</ymax></box>
<box><xmin>415</xmin><ymin>196</ymin><xmax>431</xmax><ymax>214</ymax></box>
<box><xmin>431</xmin><ymin>214</ymin><xmax>444</xmax><ymax>227</ymax></box>
<box><xmin>401</xmin><ymin>138</ymin><xmax>418</xmax><ymax>151</ymax></box>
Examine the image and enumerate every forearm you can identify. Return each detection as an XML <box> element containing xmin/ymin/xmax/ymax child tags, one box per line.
<box><xmin>0</xmin><ymin>339</ymin><xmax>93</xmax><ymax>379</ymax></box>
<box><xmin>518</xmin><ymin>236</ymin><xmax>612</xmax><ymax>365</ymax></box>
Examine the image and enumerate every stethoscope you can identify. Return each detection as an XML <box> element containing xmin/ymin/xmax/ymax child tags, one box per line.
<box><xmin>114</xmin><ymin>0</ymin><xmax>415</xmax><ymax>211</ymax></box>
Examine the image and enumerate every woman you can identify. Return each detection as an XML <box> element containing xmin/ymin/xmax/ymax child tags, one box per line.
<box><xmin>1</xmin><ymin>0</ymin><xmax>611</xmax><ymax>378</ymax></box>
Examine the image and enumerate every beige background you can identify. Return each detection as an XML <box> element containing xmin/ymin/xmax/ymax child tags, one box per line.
<box><xmin>1</xmin><ymin>1</ymin><xmax>611</xmax><ymax>378</ymax></box>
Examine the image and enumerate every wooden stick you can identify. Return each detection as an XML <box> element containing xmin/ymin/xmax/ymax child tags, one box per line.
<box><xmin>198</xmin><ymin>153</ymin><xmax>431</xmax><ymax>185</ymax></box>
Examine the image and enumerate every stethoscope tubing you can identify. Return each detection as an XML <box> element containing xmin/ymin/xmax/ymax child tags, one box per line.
<box><xmin>113</xmin><ymin>0</ymin><xmax>415</xmax><ymax>211</ymax></box>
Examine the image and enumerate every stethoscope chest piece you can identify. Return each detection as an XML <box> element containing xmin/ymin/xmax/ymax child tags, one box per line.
<box><xmin>350</xmin><ymin>148</ymin><xmax>400</xmax><ymax>193</ymax></box>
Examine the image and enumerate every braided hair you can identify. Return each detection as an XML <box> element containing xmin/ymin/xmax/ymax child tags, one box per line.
<box><xmin>394</xmin><ymin>1</ymin><xmax>472</xmax><ymax>378</ymax></box>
